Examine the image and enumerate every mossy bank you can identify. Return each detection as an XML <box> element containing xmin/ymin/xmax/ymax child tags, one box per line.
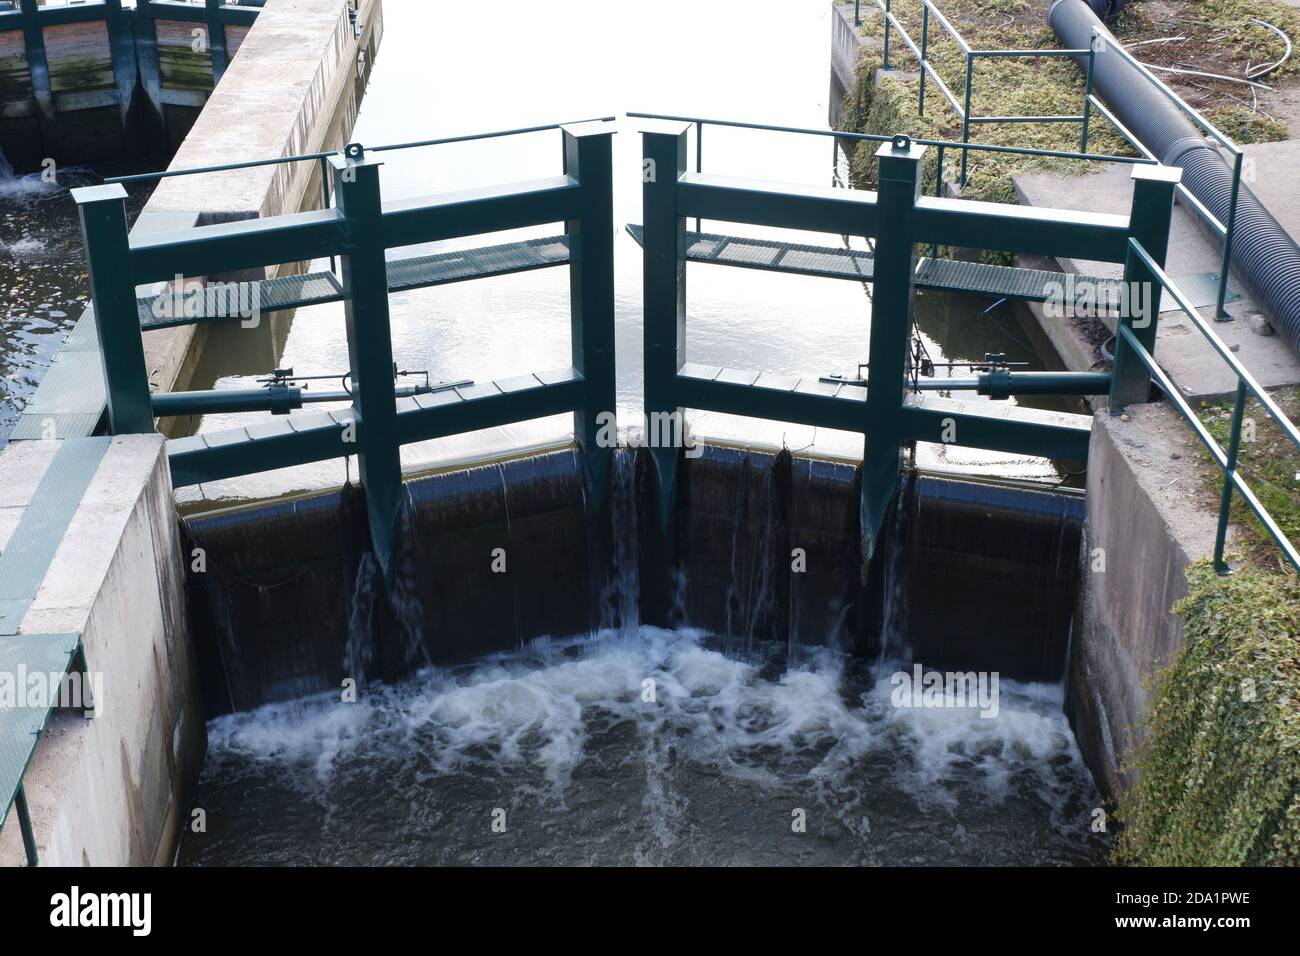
<box><xmin>1115</xmin><ymin>562</ymin><xmax>1300</xmax><ymax>866</ymax></box>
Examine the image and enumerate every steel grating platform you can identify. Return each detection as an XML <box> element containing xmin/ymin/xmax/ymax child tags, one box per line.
<box><xmin>386</xmin><ymin>235</ymin><xmax>571</xmax><ymax>293</ymax></box>
<box><xmin>624</xmin><ymin>225</ymin><xmax>1239</xmax><ymax>310</ymax></box>
<box><xmin>8</xmin><ymin>310</ymin><xmax>106</xmax><ymax>442</ymax></box>
<box><xmin>625</xmin><ymin>224</ymin><xmax>875</xmax><ymax>281</ymax></box>
<box><xmin>0</xmin><ymin>437</ymin><xmax>110</xmax><ymax>634</ymax></box>
<box><xmin>138</xmin><ymin>271</ymin><xmax>345</xmax><ymax>331</ymax></box>
<box><xmin>136</xmin><ymin>234</ymin><xmax>572</xmax><ymax>331</ymax></box>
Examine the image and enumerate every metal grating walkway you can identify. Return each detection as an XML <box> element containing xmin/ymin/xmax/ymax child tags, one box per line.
<box><xmin>8</xmin><ymin>312</ymin><xmax>106</xmax><ymax>442</ymax></box>
<box><xmin>386</xmin><ymin>235</ymin><xmax>571</xmax><ymax>292</ymax></box>
<box><xmin>626</xmin><ymin>224</ymin><xmax>876</xmax><ymax>281</ymax></box>
<box><xmin>137</xmin><ymin>234</ymin><xmax>572</xmax><ymax>331</ymax></box>
<box><xmin>0</xmin><ymin>438</ymin><xmax>110</xmax><ymax>635</ymax></box>
<box><xmin>624</xmin><ymin>225</ymin><xmax>1239</xmax><ymax>309</ymax></box>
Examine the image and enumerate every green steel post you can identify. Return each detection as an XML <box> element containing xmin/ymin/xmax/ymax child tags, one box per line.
<box><xmin>882</xmin><ymin>0</ymin><xmax>892</xmax><ymax>70</ymax></box>
<box><xmin>855</xmin><ymin>0</ymin><xmax>861</xmax><ymax>27</ymax></box>
<box><xmin>695</xmin><ymin>122</ymin><xmax>703</xmax><ymax>233</ymax></box>
<box><xmin>861</xmin><ymin>136</ymin><xmax>925</xmax><ymax>564</ymax></box>
<box><xmin>931</xmin><ymin>144</ymin><xmax>945</xmax><ymax>258</ymax></box>
<box><xmin>1213</xmin><ymin>379</ymin><xmax>1248</xmax><ymax>573</ymax></box>
<box><xmin>1109</xmin><ymin>163</ymin><xmax>1181</xmax><ymax>410</ymax></box>
<box><xmin>1080</xmin><ymin>45</ymin><xmax>1095</xmax><ymax>155</ymax></box>
<box><xmin>73</xmin><ymin>183</ymin><xmax>155</xmax><ymax>435</ymax></box>
<box><xmin>641</xmin><ymin>122</ymin><xmax>691</xmax><ymax>532</ymax></box>
<box><xmin>318</xmin><ymin>155</ymin><xmax>337</xmax><ymax>273</ymax></box>
<box><xmin>960</xmin><ymin>55</ymin><xmax>974</xmax><ymax>187</ymax></box>
<box><xmin>104</xmin><ymin>0</ymin><xmax>137</xmax><ymax>130</ymax></box>
<box><xmin>205</xmin><ymin>0</ymin><xmax>230</xmax><ymax>84</ymax></box>
<box><xmin>18</xmin><ymin>0</ymin><xmax>56</xmax><ymax>154</ymax></box>
<box><xmin>134</xmin><ymin>0</ymin><xmax>164</xmax><ymax>150</ymax></box>
<box><xmin>919</xmin><ymin>6</ymin><xmax>929</xmax><ymax>116</ymax></box>
<box><xmin>331</xmin><ymin>147</ymin><xmax>403</xmax><ymax>583</ymax></box>
<box><xmin>16</xmin><ymin>784</ymin><xmax>37</xmax><ymax>866</ymax></box>
<box><xmin>563</xmin><ymin>121</ymin><xmax>617</xmax><ymax>511</ymax></box>
<box><xmin>1216</xmin><ymin>150</ymin><xmax>1243</xmax><ymax>320</ymax></box>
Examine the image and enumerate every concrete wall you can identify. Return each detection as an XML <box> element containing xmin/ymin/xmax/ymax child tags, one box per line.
<box><xmin>0</xmin><ymin>435</ymin><xmax>200</xmax><ymax>866</ymax></box>
<box><xmin>182</xmin><ymin>443</ymin><xmax>1088</xmax><ymax>715</ymax></box>
<box><xmin>1067</xmin><ymin>403</ymin><xmax>1231</xmax><ymax>798</ymax></box>
<box><xmin>138</xmin><ymin>0</ymin><xmax>383</xmax><ymax>399</ymax></box>
<box><xmin>829</xmin><ymin>2</ymin><xmax>863</xmax><ymax>127</ymax></box>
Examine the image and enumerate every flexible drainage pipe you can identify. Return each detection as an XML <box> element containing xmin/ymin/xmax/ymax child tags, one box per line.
<box><xmin>1049</xmin><ymin>0</ymin><xmax>1300</xmax><ymax>356</ymax></box>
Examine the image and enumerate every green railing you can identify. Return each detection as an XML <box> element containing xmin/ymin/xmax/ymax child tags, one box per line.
<box><xmin>107</xmin><ymin>116</ymin><xmax>617</xmax><ymax>275</ymax></box>
<box><xmin>76</xmin><ymin>119</ymin><xmax>619</xmax><ymax>583</ymax></box>
<box><xmin>627</xmin><ymin>109</ymin><xmax>1152</xmax><ymax>249</ymax></box>
<box><xmin>637</xmin><ymin>119</ymin><xmax>1181</xmax><ymax>558</ymax></box>
<box><xmin>74</xmin><ymin>111</ymin><xmax>1294</xmax><ymax>583</ymax></box>
<box><xmin>858</xmin><ymin>0</ymin><xmax>1096</xmax><ymax>186</ymax></box>
<box><xmin>1113</xmin><ymin>238</ymin><xmax>1300</xmax><ymax>574</ymax></box>
<box><xmin>1085</xmin><ymin>27</ymin><xmax>1245</xmax><ymax>320</ymax></box>
<box><xmin>851</xmin><ymin>1</ymin><xmax>1246</xmax><ymax>320</ymax></box>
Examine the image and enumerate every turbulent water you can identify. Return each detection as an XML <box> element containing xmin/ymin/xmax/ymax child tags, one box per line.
<box><xmin>179</xmin><ymin>628</ymin><xmax>1108</xmax><ymax>866</ymax></box>
<box><xmin>0</xmin><ymin>155</ymin><xmax>149</xmax><ymax>440</ymax></box>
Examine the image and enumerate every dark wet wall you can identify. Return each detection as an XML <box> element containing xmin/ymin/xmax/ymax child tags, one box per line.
<box><xmin>183</xmin><ymin>444</ymin><xmax>1084</xmax><ymax>717</ymax></box>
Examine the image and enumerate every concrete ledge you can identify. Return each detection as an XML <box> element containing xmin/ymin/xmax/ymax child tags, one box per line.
<box><xmin>1013</xmin><ymin>164</ymin><xmax>1300</xmax><ymax>403</ymax></box>
<box><xmin>137</xmin><ymin>0</ymin><xmax>383</xmax><ymax>397</ymax></box>
<box><xmin>0</xmin><ymin>435</ymin><xmax>200</xmax><ymax>866</ymax></box>
<box><xmin>1067</xmin><ymin>403</ymin><xmax>1232</xmax><ymax>798</ymax></box>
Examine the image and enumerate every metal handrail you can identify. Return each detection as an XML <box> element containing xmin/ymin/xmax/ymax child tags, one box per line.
<box><xmin>105</xmin><ymin>116</ymin><xmax>618</xmax><ymax>185</ymax></box>
<box><xmin>106</xmin><ymin>116</ymin><xmax>615</xmax><ymax>275</ymax></box>
<box><xmin>853</xmin><ymin>2</ymin><xmax>1245</xmax><ymax>321</ymax></box>
<box><xmin>1121</xmin><ymin>237</ymin><xmax>1299</xmax><ymax>574</ymax></box>
<box><xmin>626</xmin><ymin>111</ymin><xmax>1150</xmax><ymax>164</ymax></box>
<box><xmin>864</xmin><ymin>0</ymin><xmax>1097</xmax><ymax>188</ymax></box>
<box><xmin>1089</xmin><ymin>27</ymin><xmax>1244</xmax><ymax>320</ymax></box>
<box><xmin>628</xmin><ymin>109</ymin><xmax>1153</xmax><ymax>238</ymax></box>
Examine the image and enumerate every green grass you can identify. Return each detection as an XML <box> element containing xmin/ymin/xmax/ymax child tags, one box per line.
<box><xmin>1205</xmin><ymin>104</ymin><xmax>1290</xmax><ymax>145</ymax></box>
<box><xmin>1188</xmin><ymin>0</ymin><xmax>1300</xmax><ymax>80</ymax></box>
<box><xmin>1197</xmin><ymin>387</ymin><xmax>1300</xmax><ymax>574</ymax></box>
<box><xmin>1118</xmin><ymin>389</ymin><xmax>1300</xmax><ymax>866</ymax></box>
<box><xmin>1114</xmin><ymin>562</ymin><xmax>1300</xmax><ymax>866</ymax></box>
<box><xmin>839</xmin><ymin>0</ymin><xmax>1133</xmax><ymax>261</ymax></box>
<box><xmin>839</xmin><ymin>0</ymin><xmax>1299</xmax><ymax>223</ymax></box>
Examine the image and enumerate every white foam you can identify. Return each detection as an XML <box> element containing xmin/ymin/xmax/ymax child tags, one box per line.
<box><xmin>207</xmin><ymin>628</ymin><xmax>1087</xmax><ymax>824</ymax></box>
<box><xmin>0</xmin><ymin>237</ymin><xmax>45</xmax><ymax>258</ymax></box>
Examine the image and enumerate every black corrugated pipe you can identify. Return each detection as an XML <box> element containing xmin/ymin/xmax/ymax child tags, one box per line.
<box><xmin>1049</xmin><ymin>0</ymin><xmax>1300</xmax><ymax>355</ymax></box>
<box><xmin>1081</xmin><ymin>0</ymin><xmax>1128</xmax><ymax>17</ymax></box>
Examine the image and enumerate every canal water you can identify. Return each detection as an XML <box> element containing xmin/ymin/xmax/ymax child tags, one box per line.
<box><xmin>0</xmin><ymin>0</ymin><xmax>1108</xmax><ymax>864</ymax></box>
<box><xmin>0</xmin><ymin>157</ymin><xmax>150</xmax><ymax>440</ymax></box>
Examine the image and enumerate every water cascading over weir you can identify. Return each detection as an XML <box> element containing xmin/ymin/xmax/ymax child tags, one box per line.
<box><xmin>181</xmin><ymin>443</ymin><xmax>1085</xmax><ymax>714</ymax></box>
<box><xmin>143</xmin><ymin>117</ymin><xmax>1124</xmax><ymax>718</ymax></box>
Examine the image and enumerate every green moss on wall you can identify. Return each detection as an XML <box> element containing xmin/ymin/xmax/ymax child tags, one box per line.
<box><xmin>1114</xmin><ymin>562</ymin><xmax>1300</xmax><ymax>866</ymax></box>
